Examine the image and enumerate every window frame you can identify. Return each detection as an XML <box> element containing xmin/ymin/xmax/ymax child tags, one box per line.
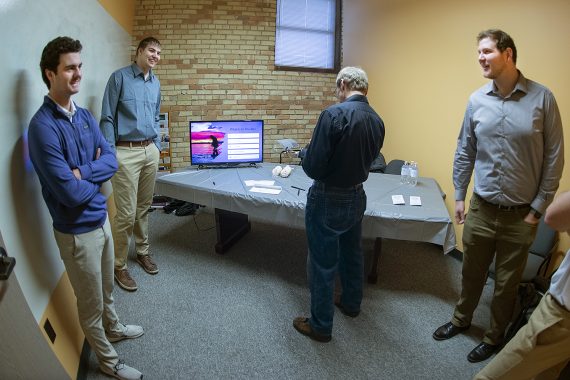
<box><xmin>274</xmin><ymin>0</ymin><xmax>342</xmax><ymax>74</ymax></box>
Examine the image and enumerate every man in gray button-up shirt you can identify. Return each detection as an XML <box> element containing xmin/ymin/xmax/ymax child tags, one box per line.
<box><xmin>433</xmin><ymin>29</ymin><xmax>564</xmax><ymax>364</ymax></box>
<box><xmin>100</xmin><ymin>37</ymin><xmax>162</xmax><ymax>292</ymax></box>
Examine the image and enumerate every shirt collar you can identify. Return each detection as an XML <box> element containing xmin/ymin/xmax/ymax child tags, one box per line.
<box><xmin>47</xmin><ymin>95</ymin><xmax>77</xmax><ymax>121</ymax></box>
<box><xmin>344</xmin><ymin>94</ymin><xmax>369</xmax><ymax>104</ymax></box>
<box><xmin>131</xmin><ymin>62</ymin><xmax>155</xmax><ymax>81</ymax></box>
<box><xmin>485</xmin><ymin>70</ymin><xmax>528</xmax><ymax>97</ymax></box>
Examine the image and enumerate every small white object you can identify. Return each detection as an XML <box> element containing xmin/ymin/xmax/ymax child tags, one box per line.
<box><xmin>272</xmin><ymin>165</ymin><xmax>283</xmax><ymax>176</ymax></box>
<box><xmin>392</xmin><ymin>194</ymin><xmax>405</xmax><ymax>205</ymax></box>
<box><xmin>250</xmin><ymin>186</ymin><xmax>282</xmax><ymax>195</ymax></box>
<box><xmin>410</xmin><ymin>196</ymin><xmax>422</xmax><ymax>206</ymax></box>
<box><xmin>244</xmin><ymin>180</ymin><xmax>275</xmax><ymax>187</ymax></box>
<box><xmin>279</xmin><ymin>165</ymin><xmax>292</xmax><ymax>178</ymax></box>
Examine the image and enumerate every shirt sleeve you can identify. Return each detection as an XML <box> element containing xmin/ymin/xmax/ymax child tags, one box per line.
<box><xmin>28</xmin><ymin>120</ymin><xmax>100</xmax><ymax>208</ymax></box>
<box><xmin>302</xmin><ymin>110</ymin><xmax>336</xmax><ymax>180</ymax></box>
<box><xmin>100</xmin><ymin>72</ymin><xmax>120</xmax><ymax>151</ymax></box>
<box><xmin>76</xmin><ymin>113</ymin><xmax>118</xmax><ymax>184</ymax></box>
<box><xmin>153</xmin><ymin>82</ymin><xmax>162</xmax><ymax>150</ymax></box>
<box><xmin>531</xmin><ymin>92</ymin><xmax>565</xmax><ymax>213</ymax></box>
<box><xmin>453</xmin><ymin>101</ymin><xmax>477</xmax><ymax>201</ymax></box>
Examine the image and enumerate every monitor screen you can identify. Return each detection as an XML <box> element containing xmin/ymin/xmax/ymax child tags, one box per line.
<box><xmin>189</xmin><ymin>120</ymin><xmax>264</xmax><ymax>166</ymax></box>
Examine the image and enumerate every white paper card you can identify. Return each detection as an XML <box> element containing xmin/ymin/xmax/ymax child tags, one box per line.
<box><xmin>244</xmin><ymin>180</ymin><xmax>275</xmax><ymax>187</ymax></box>
<box><xmin>392</xmin><ymin>194</ymin><xmax>405</xmax><ymax>205</ymax></box>
<box><xmin>250</xmin><ymin>186</ymin><xmax>282</xmax><ymax>195</ymax></box>
<box><xmin>410</xmin><ymin>196</ymin><xmax>422</xmax><ymax>206</ymax></box>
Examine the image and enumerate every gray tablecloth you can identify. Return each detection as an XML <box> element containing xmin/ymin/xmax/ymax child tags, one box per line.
<box><xmin>155</xmin><ymin>163</ymin><xmax>456</xmax><ymax>253</ymax></box>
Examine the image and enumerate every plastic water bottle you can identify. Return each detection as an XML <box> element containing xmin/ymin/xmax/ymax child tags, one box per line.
<box><xmin>400</xmin><ymin>161</ymin><xmax>410</xmax><ymax>185</ymax></box>
<box><xmin>409</xmin><ymin>161</ymin><xmax>419</xmax><ymax>186</ymax></box>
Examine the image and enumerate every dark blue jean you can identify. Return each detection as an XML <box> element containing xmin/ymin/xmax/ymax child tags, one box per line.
<box><xmin>305</xmin><ymin>181</ymin><xmax>367</xmax><ymax>335</ymax></box>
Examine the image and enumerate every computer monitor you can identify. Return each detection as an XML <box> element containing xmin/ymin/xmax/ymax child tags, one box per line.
<box><xmin>189</xmin><ymin>119</ymin><xmax>264</xmax><ymax>167</ymax></box>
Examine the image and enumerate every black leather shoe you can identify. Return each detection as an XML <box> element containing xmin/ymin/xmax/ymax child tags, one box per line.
<box><xmin>467</xmin><ymin>342</ymin><xmax>500</xmax><ymax>363</ymax></box>
<box><xmin>432</xmin><ymin>321</ymin><xmax>470</xmax><ymax>341</ymax></box>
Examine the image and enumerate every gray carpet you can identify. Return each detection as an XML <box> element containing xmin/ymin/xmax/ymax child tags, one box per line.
<box><xmin>84</xmin><ymin>209</ymin><xmax>495</xmax><ymax>379</ymax></box>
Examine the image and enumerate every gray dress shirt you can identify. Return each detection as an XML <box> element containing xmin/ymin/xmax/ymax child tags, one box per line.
<box><xmin>100</xmin><ymin>63</ymin><xmax>161</xmax><ymax>150</ymax></box>
<box><xmin>453</xmin><ymin>72</ymin><xmax>564</xmax><ymax>213</ymax></box>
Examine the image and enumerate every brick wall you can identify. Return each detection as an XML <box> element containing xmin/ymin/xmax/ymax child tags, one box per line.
<box><xmin>132</xmin><ymin>0</ymin><xmax>339</xmax><ymax>169</ymax></box>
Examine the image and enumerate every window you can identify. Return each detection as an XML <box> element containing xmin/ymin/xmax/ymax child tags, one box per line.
<box><xmin>275</xmin><ymin>0</ymin><xmax>341</xmax><ymax>72</ymax></box>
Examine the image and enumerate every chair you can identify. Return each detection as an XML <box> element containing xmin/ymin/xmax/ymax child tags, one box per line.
<box><xmin>521</xmin><ymin>218</ymin><xmax>558</xmax><ymax>283</ymax></box>
<box><xmin>384</xmin><ymin>159</ymin><xmax>405</xmax><ymax>175</ymax></box>
<box><xmin>369</xmin><ymin>152</ymin><xmax>387</xmax><ymax>173</ymax></box>
<box><xmin>488</xmin><ymin>217</ymin><xmax>559</xmax><ymax>342</ymax></box>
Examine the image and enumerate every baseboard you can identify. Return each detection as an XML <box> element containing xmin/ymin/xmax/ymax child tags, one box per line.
<box><xmin>76</xmin><ymin>339</ymin><xmax>90</xmax><ymax>380</ymax></box>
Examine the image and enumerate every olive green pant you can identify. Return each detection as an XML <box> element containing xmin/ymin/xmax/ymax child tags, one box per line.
<box><xmin>452</xmin><ymin>195</ymin><xmax>537</xmax><ymax>345</ymax></box>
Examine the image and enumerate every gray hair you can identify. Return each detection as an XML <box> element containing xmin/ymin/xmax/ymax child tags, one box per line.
<box><xmin>336</xmin><ymin>66</ymin><xmax>368</xmax><ymax>92</ymax></box>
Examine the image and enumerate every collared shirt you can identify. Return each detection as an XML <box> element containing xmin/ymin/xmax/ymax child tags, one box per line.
<box><xmin>48</xmin><ymin>95</ymin><xmax>77</xmax><ymax>122</ymax></box>
<box><xmin>453</xmin><ymin>72</ymin><xmax>564</xmax><ymax>213</ymax></box>
<box><xmin>549</xmin><ymin>249</ymin><xmax>570</xmax><ymax>311</ymax></box>
<box><xmin>100</xmin><ymin>63</ymin><xmax>161</xmax><ymax>150</ymax></box>
<box><xmin>28</xmin><ymin>96</ymin><xmax>118</xmax><ymax>234</ymax></box>
<box><xmin>302</xmin><ymin>94</ymin><xmax>385</xmax><ymax>187</ymax></box>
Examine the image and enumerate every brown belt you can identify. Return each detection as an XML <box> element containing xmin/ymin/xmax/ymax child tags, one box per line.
<box><xmin>116</xmin><ymin>139</ymin><xmax>153</xmax><ymax>147</ymax></box>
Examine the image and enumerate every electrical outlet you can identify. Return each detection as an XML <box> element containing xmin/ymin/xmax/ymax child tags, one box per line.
<box><xmin>44</xmin><ymin>318</ymin><xmax>56</xmax><ymax>344</ymax></box>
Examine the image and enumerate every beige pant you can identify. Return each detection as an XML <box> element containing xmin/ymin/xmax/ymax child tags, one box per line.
<box><xmin>474</xmin><ymin>293</ymin><xmax>570</xmax><ymax>380</ymax></box>
<box><xmin>53</xmin><ymin>217</ymin><xmax>124</xmax><ymax>368</ymax></box>
<box><xmin>111</xmin><ymin>143</ymin><xmax>159</xmax><ymax>269</ymax></box>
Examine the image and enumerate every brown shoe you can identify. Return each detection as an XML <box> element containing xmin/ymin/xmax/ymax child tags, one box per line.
<box><xmin>114</xmin><ymin>269</ymin><xmax>138</xmax><ymax>291</ymax></box>
<box><xmin>293</xmin><ymin>317</ymin><xmax>331</xmax><ymax>343</ymax></box>
<box><xmin>137</xmin><ymin>254</ymin><xmax>158</xmax><ymax>274</ymax></box>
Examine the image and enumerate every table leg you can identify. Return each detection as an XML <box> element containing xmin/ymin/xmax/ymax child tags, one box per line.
<box><xmin>214</xmin><ymin>208</ymin><xmax>251</xmax><ymax>254</ymax></box>
<box><xmin>367</xmin><ymin>237</ymin><xmax>382</xmax><ymax>284</ymax></box>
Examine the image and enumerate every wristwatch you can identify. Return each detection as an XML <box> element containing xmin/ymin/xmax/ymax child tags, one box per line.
<box><xmin>531</xmin><ymin>208</ymin><xmax>542</xmax><ymax>219</ymax></box>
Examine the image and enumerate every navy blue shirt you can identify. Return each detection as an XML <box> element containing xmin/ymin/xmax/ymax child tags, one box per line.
<box><xmin>302</xmin><ymin>94</ymin><xmax>384</xmax><ymax>187</ymax></box>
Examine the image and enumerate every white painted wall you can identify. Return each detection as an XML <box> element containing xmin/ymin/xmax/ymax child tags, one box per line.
<box><xmin>0</xmin><ymin>0</ymin><xmax>130</xmax><ymax>320</ymax></box>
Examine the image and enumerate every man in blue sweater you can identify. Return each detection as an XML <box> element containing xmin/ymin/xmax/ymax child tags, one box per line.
<box><xmin>28</xmin><ymin>36</ymin><xmax>143</xmax><ymax>380</ymax></box>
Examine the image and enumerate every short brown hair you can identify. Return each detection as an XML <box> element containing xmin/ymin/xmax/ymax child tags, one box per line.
<box><xmin>477</xmin><ymin>29</ymin><xmax>517</xmax><ymax>64</ymax></box>
<box><xmin>136</xmin><ymin>36</ymin><xmax>161</xmax><ymax>55</ymax></box>
<box><xmin>40</xmin><ymin>37</ymin><xmax>82</xmax><ymax>89</ymax></box>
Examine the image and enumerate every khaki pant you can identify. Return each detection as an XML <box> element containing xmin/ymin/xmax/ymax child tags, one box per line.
<box><xmin>111</xmin><ymin>143</ymin><xmax>159</xmax><ymax>269</ymax></box>
<box><xmin>452</xmin><ymin>194</ymin><xmax>537</xmax><ymax>345</ymax></box>
<box><xmin>53</xmin><ymin>218</ymin><xmax>124</xmax><ymax>368</ymax></box>
<box><xmin>474</xmin><ymin>293</ymin><xmax>570</xmax><ymax>380</ymax></box>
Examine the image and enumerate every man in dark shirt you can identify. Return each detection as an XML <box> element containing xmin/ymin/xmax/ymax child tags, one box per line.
<box><xmin>293</xmin><ymin>67</ymin><xmax>385</xmax><ymax>342</ymax></box>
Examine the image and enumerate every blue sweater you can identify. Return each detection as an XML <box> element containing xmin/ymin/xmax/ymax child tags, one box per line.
<box><xmin>28</xmin><ymin>96</ymin><xmax>118</xmax><ymax>234</ymax></box>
